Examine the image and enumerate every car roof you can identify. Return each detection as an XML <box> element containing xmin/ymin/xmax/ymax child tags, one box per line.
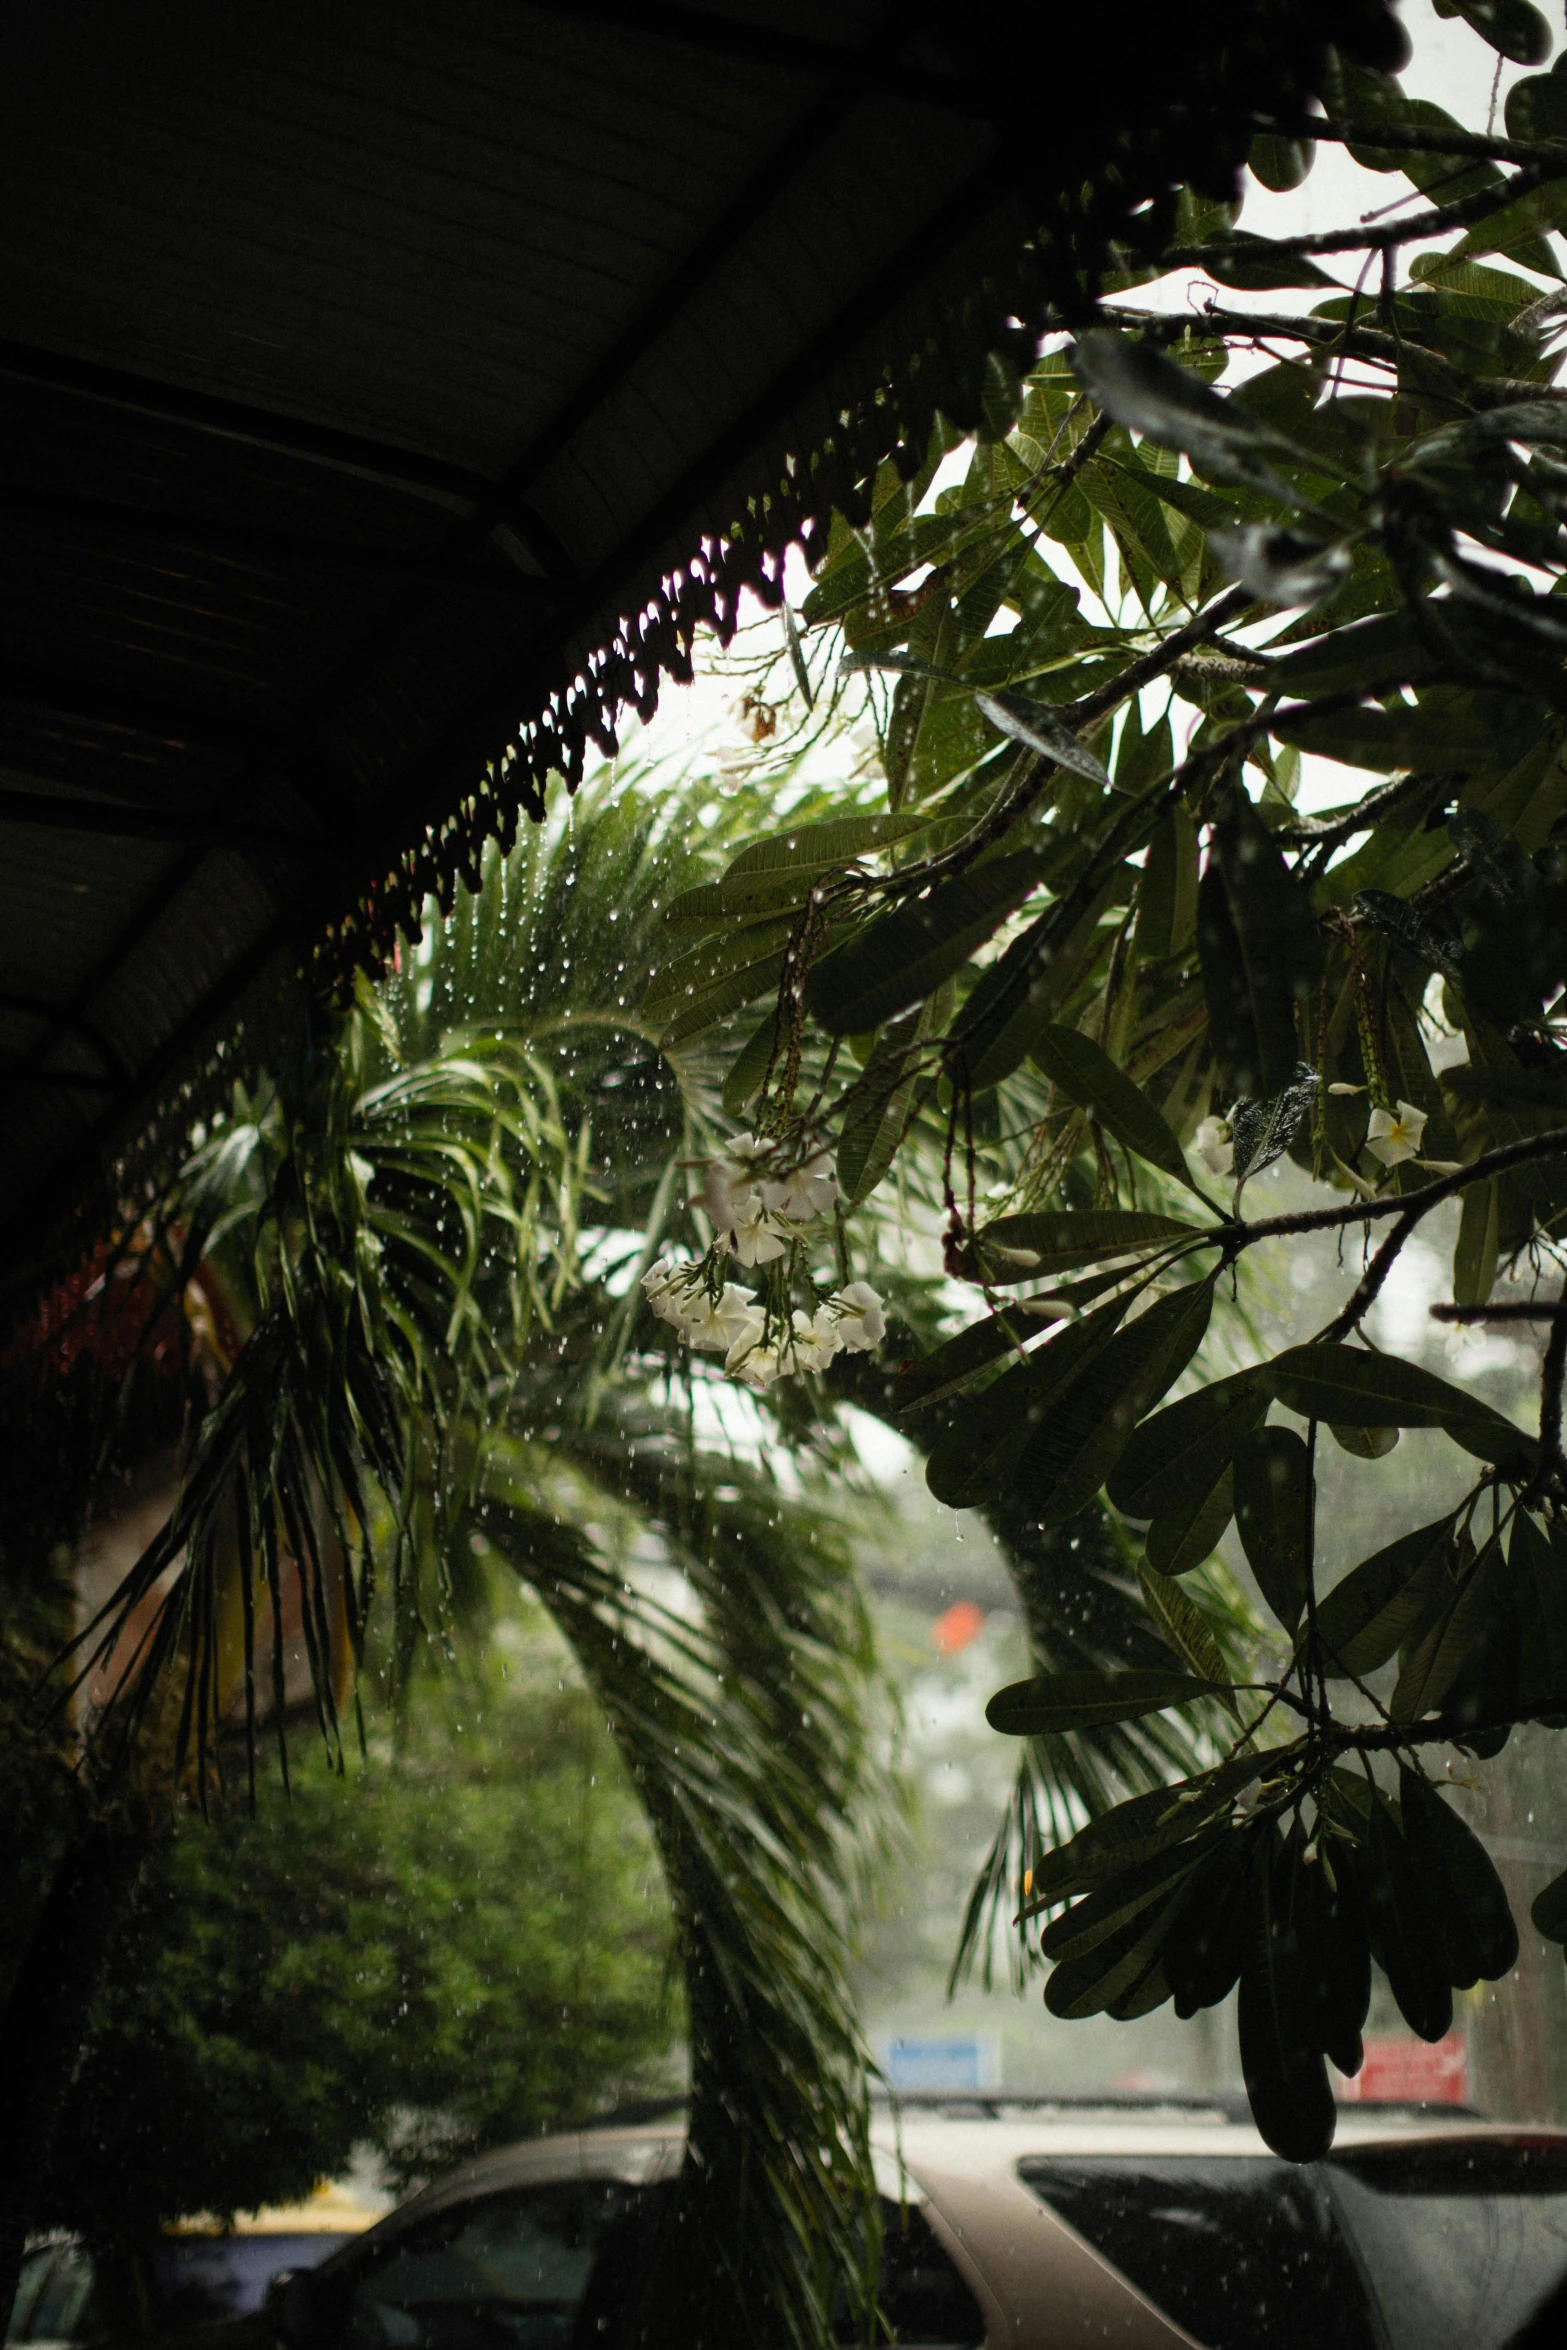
<box><xmin>355</xmin><ymin>2097</ymin><xmax>1567</xmax><ymax>2239</ymax></box>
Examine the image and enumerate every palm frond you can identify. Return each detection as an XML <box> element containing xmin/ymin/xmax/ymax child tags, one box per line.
<box><xmin>55</xmin><ymin>761</ymin><xmax>896</xmax><ymax>2348</ymax></box>
<box><xmin>476</xmin><ymin>1389</ymin><xmax>886</xmax><ymax>2350</ymax></box>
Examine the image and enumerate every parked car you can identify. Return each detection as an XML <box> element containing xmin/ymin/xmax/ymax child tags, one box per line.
<box><xmin>8</xmin><ymin>2186</ymin><xmax>379</xmax><ymax>2347</ymax></box>
<box><xmin>245</xmin><ymin>2096</ymin><xmax>1567</xmax><ymax>2350</ymax></box>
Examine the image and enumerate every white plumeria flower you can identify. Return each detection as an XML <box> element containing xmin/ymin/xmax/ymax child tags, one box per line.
<box><xmin>723</xmin><ymin>1306</ymin><xmax>769</xmax><ymax>1372</ymax></box>
<box><xmin>683</xmin><ymin>1283</ymin><xmax>764</xmax><ymax>1354</ymax></box>
<box><xmin>762</xmin><ymin>1149</ymin><xmax>839</xmax><ymax>1222</ymax></box>
<box><xmin>701</xmin><ymin>1134</ymin><xmax>773</xmax><ymax>1231</ymax></box>
<box><xmin>641</xmin><ymin>1257</ymin><xmax>702</xmax><ymax>1326</ymax></box>
<box><xmin>828</xmin><ymin>1280</ymin><xmax>886</xmax><ymax>1352</ymax></box>
<box><xmin>1416</xmin><ymin>1158</ymin><xmax>1466</xmax><ymax>1177</ymax></box>
<box><xmin>1366</xmin><ymin>1100</ymin><xmax>1427</xmax><ymax>1168</ymax></box>
<box><xmin>731</xmin><ymin>1338</ymin><xmax>786</xmax><ymax>1391</ymax></box>
<box><xmin>1194</xmin><ymin>1115</ymin><xmax>1234</xmax><ymax>1176</ymax></box>
<box><xmin>726</xmin><ymin>1198</ymin><xmax>792</xmax><ymax>1265</ymax></box>
<box><xmin>785</xmin><ymin>1306</ymin><xmax>843</xmax><ymax>1374</ymax></box>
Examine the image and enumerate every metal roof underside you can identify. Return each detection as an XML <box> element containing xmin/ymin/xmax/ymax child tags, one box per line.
<box><xmin>0</xmin><ymin>0</ymin><xmax>1401</xmax><ymax>1279</ymax></box>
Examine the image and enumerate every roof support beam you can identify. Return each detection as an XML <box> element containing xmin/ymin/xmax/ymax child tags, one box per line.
<box><xmin>0</xmin><ymin>787</ymin><xmax>312</xmax><ymax>850</ymax></box>
<box><xmin>0</xmin><ymin>484</ymin><xmax>560</xmax><ymax>597</ymax></box>
<box><xmin>0</xmin><ymin>664</ymin><xmax>284</xmax><ymax>762</ymax></box>
<box><xmin>529</xmin><ymin>1</ymin><xmax>987</xmax><ymax>114</ymax></box>
<box><xmin>0</xmin><ymin>341</ymin><xmax>491</xmax><ymax>509</ymax></box>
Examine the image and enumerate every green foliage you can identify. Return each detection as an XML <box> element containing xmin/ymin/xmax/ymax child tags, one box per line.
<box><xmin>640</xmin><ymin>59</ymin><xmax>1567</xmax><ymax>2163</ymax></box>
<box><xmin>39</xmin><ymin>776</ymin><xmax>889</xmax><ymax>2350</ymax></box>
<box><xmin>38</xmin><ymin>1634</ymin><xmax>676</xmax><ymax>2238</ymax></box>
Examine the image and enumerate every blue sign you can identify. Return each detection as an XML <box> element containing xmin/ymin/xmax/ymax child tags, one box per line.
<box><xmin>883</xmin><ymin>2036</ymin><xmax>999</xmax><ymax>2092</ymax></box>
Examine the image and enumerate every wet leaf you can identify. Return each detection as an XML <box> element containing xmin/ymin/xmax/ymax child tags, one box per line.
<box><xmin>1227</xmin><ymin>1065</ymin><xmax>1320</xmax><ymax>1184</ymax></box>
<box><xmin>1146</xmin><ymin>1464</ymin><xmax>1236</xmax><ymax>1577</ymax></box>
<box><xmin>1013</xmin><ymin>1276</ymin><xmax>1217</xmax><ymax>1522</ymax></box>
<box><xmin>1234</xmin><ymin>1424</ymin><xmax>1313</xmax><ymax>1634</ymax></box>
<box><xmin>1399</xmin><ymin>1767</ymin><xmax>1518</xmax><ymax>1987</ymax></box>
<box><xmin>1201</xmin><ymin>798</ymin><xmax>1321</xmax><ymax>1100</ymax></box>
<box><xmin>1108</xmin><ymin>1372</ymin><xmax>1267</xmax><ymax>1521</ymax></box>
<box><xmin>986</xmin><ymin>1667</ymin><xmax>1224</xmax><ymax>1735</ymax></box>
<box><xmin>1289</xmin><ymin>1832</ymin><xmax>1370</xmax><ymax>2078</ymax></box>
<box><xmin>1071</xmin><ymin>332</ymin><xmax>1298</xmax><ymax>498</ymax></box>
<box><xmin>1209</xmin><ymin>524</ymin><xmax>1349</xmax><ymax>608</ymax></box>
<box><xmin>806</xmin><ymin>850</ymin><xmax>1047</xmax><ymax>1035</ymax></box>
<box><xmin>1532</xmin><ymin>1864</ymin><xmax>1567</xmax><ymax>1944</ymax></box>
<box><xmin>974</xmin><ymin>1208</ymin><xmax>1197</xmax><ymax>1283</ymax></box>
<box><xmin>1239</xmin><ymin>1835</ymin><xmax>1338</xmax><ymax>2162</ymax></box>
<box><xmin>1313</xmin><ymin>1519</ymin><xmax>1457</xmax><ymax>1679</ymax></box>
<box><xmin>1166</xmin><ymin>1831</ymin><xmax>1260</xmax><ymax>2016</ymax></box>
<box><xmin>1020</xmin><ymin>1756</ymin><xmax>1269</xmax><ymax>1914</ymax></box>
<box><xmin>723</xmin><ymin>810</ymin><xmax>934</xmax><ymax>884</ymax></box>
<box><xmin>924</xmin><ymin>1297</ymin><xmax>1131</xmax><ymax>1507</ymax></box>
<box><xmin>1134</xmin><ymin>809</ymin><xmax>1199</xmax><ymax>962</ymax></box>
<box><xmin>836</xmin><ymin>1003</ymin><xmax>927</xmax><ymax>1203</ymax></box>
<box><xmin>1138</xmin><ymin>1559</ymin><xmax>1236</xmax><ymax>1701</ymax></box>
<box><xmin>1031</xmin><ymin>1024</ymin><xmax>1199</xmax><ymax>1188</ymax></box>
<box><xmin>1264</xmin><ymin>1344</ymin><xmax>1532</xmax><ymax>1466</ymax></box>
<box><xmin>1365</xmin><ymin>1794</ymin><xmax>1453</xmax><ymax>2043</ymax></box>
<box><xmin>974</xmin><ymin>690</ymin><xmax>1112</xmax><ymax>786</ymax></box>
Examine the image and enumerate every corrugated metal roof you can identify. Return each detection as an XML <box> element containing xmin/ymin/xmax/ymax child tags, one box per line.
<box><xmin>0</xmin><ymin>0</ymin><xmax>1404</xmax><ymax>1275</ymax></box>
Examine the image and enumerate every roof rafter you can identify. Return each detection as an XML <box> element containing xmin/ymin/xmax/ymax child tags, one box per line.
<box><xmin>0</xmin><ymin>484</ymin><xmax>561</xmax><ymax>599</ymax></box>
<box><xmin>530</xmin><ymin>0</ymin><xmax>986</xmax><ymax>114</ymax></box>
<box><xmin>0</xmin><ymin>341</ymin><xmax>491</xmax><ymax>510</ymax></box>
<box><xmin>0</xmin><ymin>788</ymin><xmax>313</xmax><ymax>850</ymax></box>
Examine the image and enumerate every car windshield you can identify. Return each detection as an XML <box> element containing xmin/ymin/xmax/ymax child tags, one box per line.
<box><xmin>1018</xmin><ymin>2154</ymin><xmax>1378</xmax><ymax>2350</ymax></box>
<box><xmin>147</xmin><ymin>2234</ymin><xmax>354</xmax><ymax>2329</ymax></box>
<box><xmin>1327</xmin><ymin>2138</ymin><xmax>1567</xmax><ymax>2350</ymax></box>
<box><xmin>1020</xmin><ymin>2137</ymin><xmax>1567</xmax><ymax>2350</ymax></box>
<box><xmin>341</xmin><ymin>2181</ymin><xmax>655</xmax><ymax>2350</ymax></box>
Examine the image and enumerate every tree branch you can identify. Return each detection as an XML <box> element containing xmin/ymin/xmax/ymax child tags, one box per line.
<box><xmin>1261</xmin><ymin>114</ymin><xmax>1567</xmax><ymax>175</ymax></box>
<box><xmin>1166</xmin><ymin>165</ymin><xmax>1542</xmax><ymax>266</ymax></box>
<box><xmin>1224</xmin><ymin>1128</ymin><xmax>1567</xmax><ymax>1258</ymax></box>
<box><xmin>1202</xmin><ymin>306</ymin><xmax>1565</xmax><ymax>410</ymax></box>
<box><xmin>870</xmin><ymin>587</ymin><xmax>1255</xmax><ymax>901</ymax></box>
<box><xmin>1431</xmin><ymin>1300</ymin><xmax>1566</xmax><ymax>1322</ymax></box>
<box><xmin>1277</xmin><ymin>765</ymin><xmax>1443</xmax><ymax>850</ymax></box>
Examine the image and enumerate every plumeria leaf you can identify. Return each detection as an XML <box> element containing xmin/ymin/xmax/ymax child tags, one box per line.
<box><xmin>974</xmin><ymin>691</ymin><xmax>1113</xmax><ymax>786</ymax></box>
<box><xmin>986</xmin><ymin>1668</ymin><xmax>1225</xmax><ymax>1735</ymax></box>
<box><xmin>975</xmin><ymin>1209</ymin><xmax>1198</xmax><ymax>1283</ymax></box>
<box><xmin>1032</xmin><ymin>1024</ymin><xmax>1202</xmax><ymax>1189</ymax></box>
<box><xmin>806</xmin><ymin>850</ymin><xmax>1047</xmax><ymax>1035</ymax></box>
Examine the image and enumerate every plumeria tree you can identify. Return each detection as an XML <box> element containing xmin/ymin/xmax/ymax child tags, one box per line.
<box><xmin>637</xmin><ymin>18</ymin><xmax>1567</xmax><ymax>2160</ymax></box>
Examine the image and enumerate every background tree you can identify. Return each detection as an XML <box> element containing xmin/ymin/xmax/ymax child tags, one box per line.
<box><xmin>41</xmin><ymin>1601</ymin><xmax>678</xmax><ymax>2241</ymax></box>
<box><xmin>634</xmin><ymin>13</ymin><xmax>1567</xmax><ymax>2160</ymax></box>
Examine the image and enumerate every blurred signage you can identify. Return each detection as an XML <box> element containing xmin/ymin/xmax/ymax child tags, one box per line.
<box><xmin>883</xmin><ymin>2035</ymin><xmax>1001</xmax><ymax>2092</ymax></box>
<box><xmin>1338</xmin><ymin>2033</ymin><xmax>1469</xmax><ymax>2105</ymax></box>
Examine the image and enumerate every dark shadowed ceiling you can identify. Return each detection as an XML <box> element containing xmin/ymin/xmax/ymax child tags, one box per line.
<box><xmin>0</xmin><ymin>0</ymin><xmax>1402</xmax><ymax>1277</ymax></box>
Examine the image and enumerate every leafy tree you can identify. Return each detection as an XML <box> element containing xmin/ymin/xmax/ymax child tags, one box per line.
<box><xmin>40</xmin><ymin>1611</ymin><xmax>678</xmax><ymax>2240</ymax></box>
<box><xmin>3</xmin><ymin>777</ymin><xmax>890</xmax><ymax>2350</ymax></box>
<box><xmin>636</xmin><ymin>24</ymin><xmax>1567</xmax><ymax>2160</ymax></box>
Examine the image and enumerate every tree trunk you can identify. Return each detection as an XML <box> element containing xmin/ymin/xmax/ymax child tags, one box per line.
<box><xmin>0</xmin><ymin>1823</ymin><xmax>147</xmax><ymax>2327</ymax></box>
